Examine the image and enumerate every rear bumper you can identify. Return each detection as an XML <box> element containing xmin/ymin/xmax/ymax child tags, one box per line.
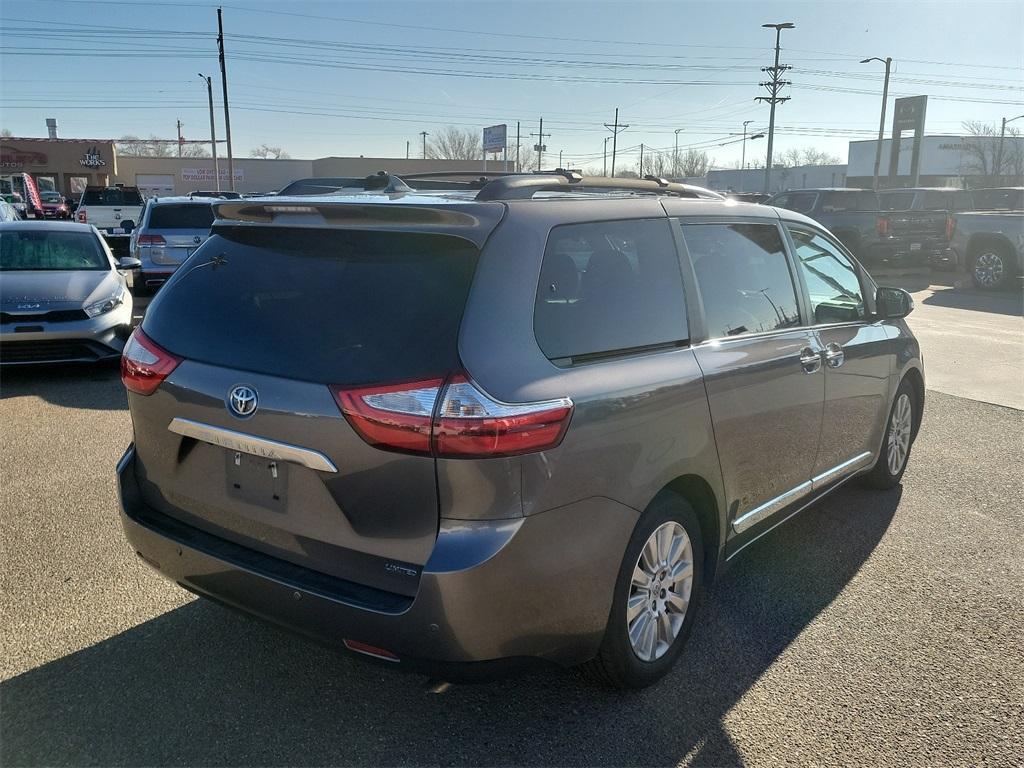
<box><xmin>136</xmin><ymin>268</ymin><xmax>177</xmax><ymax>289</ymax></box>
<box><xmin>117</xmin><ymin>445</ymin><xmax>637</xmax><ymax>673</ymax></box>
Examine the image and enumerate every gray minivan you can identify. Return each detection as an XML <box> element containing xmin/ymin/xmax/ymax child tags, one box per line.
<box><xmin>117</xmin><ymin>173</ymin><xmax>924</xmax><ymax>688</ymax></box>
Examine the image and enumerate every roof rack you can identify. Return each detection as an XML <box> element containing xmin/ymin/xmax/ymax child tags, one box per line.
<box><xmin>391</xmin><ymin>169</ymin><xmax>722</xmax><ymax>201</ymax></box>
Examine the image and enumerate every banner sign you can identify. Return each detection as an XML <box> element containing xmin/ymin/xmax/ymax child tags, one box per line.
<box><xmin>22</xmin><ymin>173</ymin><xmax>43</xmax><ymax>213</ymax></box>
<box><xmin>181</xmin><ymin>168</ymin><xmax>244</xmax><ymax>182</ymax></box>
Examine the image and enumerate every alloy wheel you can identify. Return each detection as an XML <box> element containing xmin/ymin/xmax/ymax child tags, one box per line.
<box><xmin>887</xmin><ymin>392</ymin><xmax>913</xmax><ymax>475</ymax></box>
<box><xmin>974</xmin><ymin>252</ymin><xmax>1004</xmax><ymax>288</ymax></box>
<box><xmin>627</xmin><ymin>521</ymin><xmax>694</xmax><ymax>662</ymax></box>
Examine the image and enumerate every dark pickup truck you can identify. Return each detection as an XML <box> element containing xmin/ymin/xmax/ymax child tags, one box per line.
<box><xmin>950</xmin><ymin>188</ymin><xmax>1024</xmax><ymax>290</ymax></box>
<box><xmin>767</xmin><ymin>188</ymin><xmax>952</xmax><ymax>267</ymax></box>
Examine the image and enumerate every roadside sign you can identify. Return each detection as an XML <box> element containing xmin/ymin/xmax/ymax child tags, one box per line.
<box><xmin>887</xmin><ymin>95</ymin><xmax>928</xmax><ymax>186</ymax></box>
<box><xmin>483</xmin><ymin>124</ymin><xmax>507</xmax><ymax>154</ymax></box>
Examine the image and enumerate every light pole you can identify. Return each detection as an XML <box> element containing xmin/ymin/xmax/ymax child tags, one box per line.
<box><xmin>603</xmin><ymin>136</ymin><xmax>610</xmax><ymax>176</ymax></box>
<box><xmin>740</xmin><ymin>126</ymin><xmax>765</xmax><ymax>191</ymax></box>
<box><xmin>759</xmin><ymin>22</ymin><xmax>795</xmax><ymax>194</ymax></box>
<box><xmin>861</xmin><ymin>56</ymin><xmax>892</xmax><ymax>191</ymax></box>
<box><xmin>558</xmin><ymin>149</ymin><xmax>563</xmax><ymax>168</ymax></box>
<box><xmin>997</xmin><ymin>113</ymin><xmax>1024</xmax><ymax>179</ymax></box>
<box><xmin>198</xmin><ymin>74</ymin><xmax>219</xmax><ymax>192</ymax></box>
<box><xmin>674</xmin><ymin>128</ymin><xmax>683</xmax><ymax>177</ymax></box>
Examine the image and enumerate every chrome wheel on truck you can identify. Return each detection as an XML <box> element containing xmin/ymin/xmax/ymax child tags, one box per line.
<box><xmin>627</xmin><ymin>521</ymin><xmax>694</xmax><ymax>662</ymax></box>
<box><xmin>972</xmin><ymin>250</ymin><xmax>1006</xmax><ymax>289</ymax></box>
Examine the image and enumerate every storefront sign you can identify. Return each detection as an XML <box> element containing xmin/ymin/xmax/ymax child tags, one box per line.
<box><xmin>79</xmin><ymin>147</ymin><xmax>107</xmax><ymax>167</ymax></box>
<box><xmin>181</xmin><ymin>168</ymin><xmax>245</xmax><ymax>182</ymax></box>
<box><xmin>0</xmin><ymin>145</ymin><xmax>48</xmax><ymax>168</ymax></box>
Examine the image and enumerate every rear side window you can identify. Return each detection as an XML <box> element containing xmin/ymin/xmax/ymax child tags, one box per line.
<box><xmin>142</xmin><ymin>228</ymin><xmax>479</xmax><ymax>385</ymax></box>
<box><xmin>879</xmin><ymin>192</ymin><xmax>916</xmax><ymax>211</ymax></box>
<box><xmin>820</xmin><ymin>191</ymin><xmax>877</xmax><ymax>212</ymax></box>
<box><xmin>81</xmin><ymin>187</ymin><xmax>143</xmax><ymax>206</ymax></box>
<box><xmin>534</xmin><ymin>219</ymin><xmax>687</xmax><ymax>361</ymax></box>
<box><xmin>683</xmin><ymin>223</ymin><xmax>801</xmax><ymax>339</ymax></box>
<box><xmin>148</xmin><ymin>204</ymin><xmax>215</xmax><ymax>230</ymax></box>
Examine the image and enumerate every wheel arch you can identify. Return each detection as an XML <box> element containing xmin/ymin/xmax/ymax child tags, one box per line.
<box><xmin>901</xmin><ymin>365</ymin><xmax>925</xmax><ymax>441</ymax></box>
<box><xmin>657</xmin><ymin>474</ymin><xmax>723</xmax><ymax>582</ymax></box>
<box><xmin>967</xmin><ymin>232</ymin><xmax>1015</xmax><ymax>261</ymax></box>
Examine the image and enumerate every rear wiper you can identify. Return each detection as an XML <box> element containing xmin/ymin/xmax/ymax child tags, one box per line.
<box><xmin>176</xmin><ymin>252</ymin><xmax>228</xmax><ymax>282</ymax></box>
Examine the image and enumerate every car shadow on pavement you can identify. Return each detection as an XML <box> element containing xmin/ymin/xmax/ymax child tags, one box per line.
<box><xmin>0</xmin><ymin>362</ymin><xmax>127</xmax><ymax>411</ymax></box>
<box><xmin>1</xmin><ymin>484</ymin><xmax>901</xmax><ymax>767</ymax></box>
<box><xmin>920</xmin><ymin>286</ymin><xmax>1024</xmax><ymax>317</ymax></box>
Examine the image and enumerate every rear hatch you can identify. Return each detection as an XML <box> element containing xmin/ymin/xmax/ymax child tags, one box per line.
<box><xmin>129</xmin><ymin>206</ymin><xmax>500</xmax><ymax>596</ymax></box>
<box><xmin>143</xmin><ymin>202</ymin><xmax>216</xmax><ymax>265</ymax></box>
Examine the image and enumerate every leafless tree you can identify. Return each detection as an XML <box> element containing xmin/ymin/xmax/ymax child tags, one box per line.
<box><xmin>508</xmin><ymin>142</ymin><xmax>538</xmax><ymax>172</ymax></box>
<box><xmin>779</xmin><ymin>147</ymin><xmax>842</xmax><ymax>167</ymax></box>
<box><xmin>249</xmin><ymin>144</ymin><xmax>291</xmax><ymax>159</ymax></box>
<box><xmin>641</xmin><ymin>149</ymin><xmax>673</xmax><ymax>178</ymax></box>
<box><xmin>961</xmin><ymin>120</ymin><xmax>1022</xmax><ymax>183</ymax></box>
<box><xmin>427</xmin><ymin>126</ymin><xmax>481</xmax><ymax>161</ymax></box>
<box><xmin>1</xmin><ymin>128</ymin><xmax>12</xmax><ymax>138</ymax></box>
<box><xmin>678</xmin><ymin>148</ymin><xmax>711</xmax><ymax>177</ymax></box>
<box><xmin>117</xmin><ymin>134</ymin><xmax>209</xmax><ymax>158</ymax></box>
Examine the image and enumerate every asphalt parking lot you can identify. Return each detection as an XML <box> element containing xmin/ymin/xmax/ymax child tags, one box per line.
<box><xmin>2</xmin><ymin>280</ymin><xmax>1022</xmax><ymax>767</ymax></box>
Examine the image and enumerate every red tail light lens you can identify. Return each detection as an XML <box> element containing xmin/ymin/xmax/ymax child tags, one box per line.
<box><xmin>331</xmin><ymin>374</ymin><xmax>573</xmax><ymax>458</ymax></box>
<box><xmin>77</xmin><ymin>208</ymin><xmax>87</xmax><ymax>223</ymax></box>
<box><xmin>945</xmin><ymin>216</ymin><xmax>955</xmax><ymax>241</ymax></box>
<box><xmin>137</xmin><ymin>234</ymin><xmax>166</xmax><ymax>245</ymax></box>
<box><xmin>121</xmin><ymin>328</ymin><xmax>182</xmax><ymax>395</ymax></box>
<box><xmin>876</xmin><ymin>216</ymin><xmax>890</xmax><ymax>236</ymax></box>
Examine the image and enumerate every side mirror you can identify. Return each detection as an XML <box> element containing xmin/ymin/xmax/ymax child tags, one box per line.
<box><xmin>118</xmin><ymin>257</ymin><xmax>142</xmax><ymax>269</ymax></box>
<box><xmin>876</xmin><ymin>286</ymin><xmax>914</xmax><ymax>319</ymax></box>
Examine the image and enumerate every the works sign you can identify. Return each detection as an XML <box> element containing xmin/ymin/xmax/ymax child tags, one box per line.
<box><xmin>0</xmin><ymin>145</ymin><xmax>48</xmax><ymax>169</ymax></box>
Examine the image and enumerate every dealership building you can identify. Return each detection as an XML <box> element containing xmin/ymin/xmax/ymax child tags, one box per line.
<box><xmin>0</xmin><ymin>136</ymin><xmax>497</xmax><ymax>199</ymax></box>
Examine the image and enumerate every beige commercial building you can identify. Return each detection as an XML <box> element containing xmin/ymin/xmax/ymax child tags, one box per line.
<box><xmin>0</xmin><ymin>136</ymin><xmax>505</xmax><ymax>200</ymax></box>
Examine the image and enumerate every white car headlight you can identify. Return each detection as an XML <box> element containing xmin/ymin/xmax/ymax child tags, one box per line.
<box><xmin>84</xmin><ymin>286</ymin><xmax>126</xmax><ymax>318</ymax></box>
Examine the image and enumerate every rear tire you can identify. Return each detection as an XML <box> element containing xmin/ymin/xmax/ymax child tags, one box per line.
<box><xmin>970</xmin><ymin>243</ymin><xmax>1014</xmax><ymax>290</ymax></box>
<box><xmin>861</xmin><ymin>379</ymin><xmax>917</xmax><ymax>489</ymax></box>
<box><xmin>585</xmin><ymin>492</ymin><xmax>703</xmax><ymax>689</ymax></box>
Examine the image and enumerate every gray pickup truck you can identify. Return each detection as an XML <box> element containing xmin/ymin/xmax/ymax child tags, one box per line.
<box><xmin>768</xmin><ymin>188</ymin><xmax>951</xmax><ymax>267</ymax></box>
<box><xmin>951</xmin><ymin>188</ymin><xmax>1024</xmax><ymax>290</ymax></box>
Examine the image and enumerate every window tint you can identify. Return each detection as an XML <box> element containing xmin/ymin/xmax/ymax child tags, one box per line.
<box><xmin>81</xmin><ymin>187</ymin><xmax>143</xmax><ymax>206</ymax></box>
<box><xmin>771</xmin><ymin>191</ymin><xmax>817</xmax><ymax>214</ymax></box>
<box><xmin>148</xmin><ymin>203</ymin><xmax>215</xmax><ymax>230</ymax></box>
<box><xmin>973</xmin><ymin>189</ymin><xmax>1023</xmax><ymax>211</ymax></box>
<box><xmin>788</xmin><ymin>227</ymin><xmax>865</xmax><ymax>324</ymax></box>
<box><xmin>683</xmin><ymin>223</ymin><xmax>801</xmax><ymax>339</ymax></box>
<box><xmin>143</xmin><ymin>228</ymin><xmax>479</xmax><ymax>385</ymax></box>
<box><xmin>821</xmin><ymin>191</ymin><xmax>877</xmax><ymax>212</ymax></box>
<box><xmin>879</xmin><ymin>192</ymin><xmax>916</xmax><ymax>211</ymax></box>
<box><xmin>534</xmin><ymin>219</ymin><xmax>687</xmax><ymax>360</ymax></box>
<box><xmin>1</xmin><ymin>230</ymin><xmax>107</xmax><ymax>271</ymax></box>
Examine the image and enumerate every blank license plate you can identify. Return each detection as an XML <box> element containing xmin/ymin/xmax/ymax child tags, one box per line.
<box><xmin>225</xmin><ymin>450</ymin><xmax>288</xmax><ymax>512</ymax></box>
<box><xmin>110</xmin><ymin>227</ymin><xmax>125</xmax><ymax>235</ymax></box>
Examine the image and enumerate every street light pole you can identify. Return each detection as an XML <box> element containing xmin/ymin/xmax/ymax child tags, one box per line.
<box><xmin>861</xmin><ymin>56</ymin><xmax>892</xmax><ymax>191</ymax></box>
<box><xmin>757</xmin><ymin>22</ymin><xmax>795</xmax><ymax>194</ymax></box>
<box><xmin>198</xmin><ymin>74</ymin><xmax>219</xmax><ymax>192</ymax></box>
<box><xmin>740</xmin><ymin>120</ymin><xmax>753</xmax><ymax>191</ymax></box>
<box><xmin>674</xmin><ymin>128</ymin><xmax>683</xmax><ymax>177</ymax></box>
<box><xmin>603</xmin><ymin>136</ymin><xmax>610</xmax><ymax>177</ymax></box>
<box><xmin>997</xmin><ymin>113</ymin><xmax>1024</xmax><ymax>179</ymax></box>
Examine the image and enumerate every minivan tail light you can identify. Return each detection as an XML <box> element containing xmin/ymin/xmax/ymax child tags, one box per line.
<box><xmin>876</xmin><ymin>216</ymin><xmax>890</xmax><ymax>236</ymax></box>
<box><xmin>331</xmin><ymin>374</ymin><xmax>573</xmax><ymax>458</ymax></box>
<box><xmin>77</xmin><ymin>208</ymin><xmax>87</xmax><ymax>223</ymax></box>
<box><xmin>137</xmin><ymin>234</ymin><xmax>166</xmax><ymax>245</ymax></box>
<box><xmin>121</xmin><ymin>328</ymin><xmax>182</xmax><ymax>395</ymax></box>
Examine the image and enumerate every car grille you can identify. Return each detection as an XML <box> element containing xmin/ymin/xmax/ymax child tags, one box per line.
<box><xmin>0</xmin><ymin>339</ymin><xmax>114</xmax><ymax>364</ymax></box>
<box><xmin>1</xmin><ymin>309</ymin><xmax>89</xmax><ymax>324</ymax></box>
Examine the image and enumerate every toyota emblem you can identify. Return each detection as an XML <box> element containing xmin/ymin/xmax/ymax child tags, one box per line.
<box><xmin>227</xmin><ymin>385</ymin><xmax>258</xmax><ymax>419</ymax></box>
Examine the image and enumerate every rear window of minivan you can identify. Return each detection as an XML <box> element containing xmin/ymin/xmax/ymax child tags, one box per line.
<box><xmin>148</xmin><ymin>204</ymin><xmax>215</xmax><ymax>230</ymax></box>
<box><xmin>142</xmin><ymin>227</ymin><xmax>478</xmax><ymax>385</ymax></box>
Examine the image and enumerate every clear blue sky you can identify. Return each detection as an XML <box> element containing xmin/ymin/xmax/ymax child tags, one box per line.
<box><xmin>1</xmin><ymin>0</ymin><xmax>1021</xmax><ymax>170</ymax></box>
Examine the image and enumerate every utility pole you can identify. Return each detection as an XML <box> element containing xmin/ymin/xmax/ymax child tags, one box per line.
<box><xmin>216</xmin><ymin>8</ymin><xmax>235</xmax><ymax>191</ymax></box>
<box><xmin>639</xmin><ymin>143</ymin><xmax>645</xmax><ymax>175</ymax></box>
<box><xmin>604</xmin><ymin>107</ymin><xmax>629</xmax><ymax>178</ymax></box>
<box><xmin>741</xmin><ymin>120</ymin><xmax>753</xmax><ymax>191</ymax></box>
<box><xmin>515</xmin><ymin>121</ymin><xmax>521</xmax><ymax>172</ymax></box>
<box><xmin>861</xmin><ymin>56</ymin><xmax>892</xmax><ymax>191</ymax></box>
<box><xmin>531</xmin><ymin>117</ymin><xmax>550</xmax><ymax>170</ymax></box>
<box><xmin>603</xmin><ymin>136</ymin><xmax>610</xmax><ymax>176</ymax></box>
<box><xmin>406</xmin><ymin>140</ymin><xmax>410</xmax><ymax>160</ymax></box>
<box><xmin>420</xmin><ymin>131</ymin><xmax>429</xmax><ymax>159</ymax></box>
<box><xmin>756</xmin><ymin>22</ymin><xmax>795</xmax><ymax>194</ymax></box>
<box><xmin>558</xmin><ymin>149</ymin><xmax>563</xmax><ymax>168</ymax></box>
<box><xmin>176</xmin><ymin>119</ymin><xmax>184</xmax><ymax>158</ymax></box>
<box><xmin>997</xmin><ymin>113</ymin><xmax>1024</xmax><ymax>179</ymax></box>
<box><xmin>199</xmin><ymin>74</ymin><xmax>219</xmax><ymax>191</ymax></box>
<box><xmin>674</xmin><ymin>128</ymin><xmax>683</xmax><ymax>177</ymax></box>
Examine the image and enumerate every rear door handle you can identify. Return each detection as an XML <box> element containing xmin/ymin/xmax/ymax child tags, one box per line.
<box><xmin>799</xmin><ymin>347</ymin><xmax>822</xmax><ymax>374</ymax></box>
<box><xmin>825</xmin><ymin>342</ymin><xmax>845</xmax><ymax>368</ymax></box>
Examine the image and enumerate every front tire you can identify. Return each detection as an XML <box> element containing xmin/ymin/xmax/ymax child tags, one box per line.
<box><xmin>586</xmin><ymin>492</ymin><xmax>703</xmax><ymax>689</ymax></box>
<box><xmin>862</xmin><ymin>379</ymin><xmax>917</xmax><ymax>489</ymax></box>
<box><xmin>970</xmin><ymin>244</ymin><xmax>1014</xmax><ymax>290</ymax></box>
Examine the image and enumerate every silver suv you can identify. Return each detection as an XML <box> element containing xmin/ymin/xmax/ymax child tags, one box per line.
<box><xmin>131</xmin><ymin>196</ymin><xmax>217</xmax><ymax>293</ymax></box>
<box><xmin>117</xmin><ymin>172</ymin><xmax>923</xmax><ymax>688</ymax></box>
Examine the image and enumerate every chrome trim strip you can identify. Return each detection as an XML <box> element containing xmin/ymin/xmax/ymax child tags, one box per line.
<box><xmin>811</xmin><ymin>451</ymin><xmax>872</xmax><ymax>491</ymax></box>
<box><xmin>167</xmin><ymin>418</ymin><xmax>337</xmax><ymax>473</ymax></box>
<box><xmin>732</xmin><ymin>481</ymin><xmax>812</xmax><ymax>534</ymax></box>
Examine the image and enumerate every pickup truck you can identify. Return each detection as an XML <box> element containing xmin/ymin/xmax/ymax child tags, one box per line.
<box><xmin>950</xmin><ymin>188</ymin><xmax>1024</xmax><ymax>290</ymax></box>
<box><xmin>75</xmin><ymin>185</ymin><xmax>145</xmax><ymax>256</ymax></box>
<box><xmin>767</xmin><ymin>188</ymin><xmax>952</xmax><ymax>267</ymax></box>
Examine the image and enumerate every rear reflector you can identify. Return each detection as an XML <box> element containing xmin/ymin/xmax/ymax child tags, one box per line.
<box><xmin>945</xmin><ymin>216</ymin><xmax>955</xmax><ymax>241</ymax></box>
<box><xmin>343</xmin><ymin>639</ymin><xmax>400</xmax><ymax>662</ymax></box>
<box><xmin>121</xmin><ymin>328</ymin><xmax>182</xmax><ymax>395</ymax></box>
<box><xmin>137</xmin><ymin>234</ymin><xmax>166</xmax><ymax>245</ymax></box>
<box><xmin>331</xmin><ymin>374</ymin><xmax>573</xmax><ymax>458</ymax></box>
<box><xmin>876</xmin><ymin>216</ymin><xmax>890</xmax><ymax>236</ymax></box>
<box><xmin>77</xmin><ymin>209</ymin><xmax>87</xmax><ymax>223</ymax></box>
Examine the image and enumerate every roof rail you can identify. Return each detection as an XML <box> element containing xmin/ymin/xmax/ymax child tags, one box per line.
<box><xmin>473</xmin><ymin>172</ymin><xmax>724</xmax><ymax>201</ymax></box>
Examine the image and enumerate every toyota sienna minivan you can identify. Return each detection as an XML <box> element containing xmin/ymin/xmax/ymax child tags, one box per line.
<box><xmin>117</xmin><ymin>172</ymin><xmax>923</xmax><ymax>688</ymax></box>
